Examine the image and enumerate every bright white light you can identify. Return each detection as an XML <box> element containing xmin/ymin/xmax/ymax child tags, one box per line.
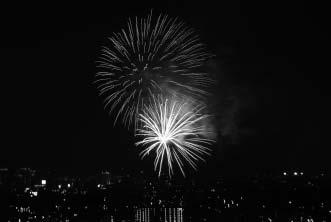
<box><xmin>135</xmin><ymin>95</ymin><xmax>214</xmax><ymax>177</ymax></box>
<box><xmin>283</xmin><ymin>172</ymin><xmax>287</xmax><ymax>176</ymax></box>
<box><xmin>67</xmin><ymin>184</ymin><xmax>71</xmax><ymax>188</ymax></box>
<box><xmin>41</xmin><ymin>180</ymin><xmax>46</xmax><ymax>185</ymax></box>
<box><xmin>293</xmin><ymin>172</ymin><xmax>298</xmax><ymax>176</ymax></box>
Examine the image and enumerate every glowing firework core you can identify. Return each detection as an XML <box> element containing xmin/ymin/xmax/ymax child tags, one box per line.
<box><xmin>159</xmin><ymin>135</ymin><xmax>169</xmax><ymax>144</ymax></box>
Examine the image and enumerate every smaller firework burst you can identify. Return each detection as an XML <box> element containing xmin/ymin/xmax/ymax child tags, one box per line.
<box><xmin>135</xmin><ymin>95</ymin><xmax>215</xmax><ymax>177</ymax></box>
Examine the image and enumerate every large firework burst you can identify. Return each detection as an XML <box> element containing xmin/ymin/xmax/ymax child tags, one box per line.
<box><xmin>135</xmin><ymin>95</ymin><xmax>214</xmax><ymax>177</ymax></box>
<box><xmin>95</xmin><ymin>10</ymin><xmax>214</xmax><ymax>129</ymax></box>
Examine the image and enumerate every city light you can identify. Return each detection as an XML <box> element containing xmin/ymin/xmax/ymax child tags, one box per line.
<box><xmin>1</xmin><ymin>168</ymin><xmax>330</xmax><ymax>221</ymax></box>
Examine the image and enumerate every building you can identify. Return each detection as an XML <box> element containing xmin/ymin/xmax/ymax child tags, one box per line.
<box><xmin>15</xmin><ymin>168</ymin><xmax>36</xmax><ymax>187</ymax></box>
<box><xmin>0</xmin><ymin>168</ymin><xmax>9</xmax><ymax>185</ymax></box>
<box><xmin>135</xmin><ymin>208</ymin><xmax>183</xmax><ymax>222</ymax></box>
<box><xmin>101</xmin><ymin>170</ymin><xmax>112</xmax><ymax>185</ymax></box>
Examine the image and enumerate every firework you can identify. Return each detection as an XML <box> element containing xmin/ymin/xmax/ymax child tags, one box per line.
<box><xmin>95</xmin><ymin>10</ymin><xmax>214</xmax><ymax>129</ymax></box>
<box><xmin>135</xmin><ymin>95</ymin><xmax>214</xmax><ymax>177</ymax></box>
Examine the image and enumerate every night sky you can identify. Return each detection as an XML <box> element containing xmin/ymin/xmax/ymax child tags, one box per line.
<box><xmin>1</xmin><ymin>2</ymin><xmax>330</xmax><ymax>177</ymax></box>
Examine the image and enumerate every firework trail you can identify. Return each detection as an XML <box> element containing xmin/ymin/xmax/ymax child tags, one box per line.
<box><xmin>95</xmin><ymin>10</ymin><xmax>214</xmax><ymax>129</ymax></box>
<box><xmin>135</xmin><ymin>95</ymin><xmax>215</xmax><ymax>177</ymax></box>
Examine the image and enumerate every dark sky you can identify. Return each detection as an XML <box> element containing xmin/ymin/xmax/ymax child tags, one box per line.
<box><xmin>1</xmin><ymin>2</ymin><xmax>330</xmax><ymax>177</ymax></box>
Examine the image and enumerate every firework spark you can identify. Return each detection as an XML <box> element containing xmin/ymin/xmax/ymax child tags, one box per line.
<box><xmin>135</xmin><ymin>95</ymin><xmax>214</xmax><ymax>177</ymax></box>
<box><xmin>95</xmin><ymin>10</ymin><xmax>214</xmax><ymax>129</ymax></box>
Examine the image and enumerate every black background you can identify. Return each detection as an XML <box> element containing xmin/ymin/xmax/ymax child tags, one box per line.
<box><xmin>1</xmin><ymin>1</ymin><xmax>330</xmax><ymax>178</ymax></box>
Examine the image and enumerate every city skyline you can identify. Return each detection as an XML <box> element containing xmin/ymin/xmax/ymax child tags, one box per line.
<box><xmin>1</xmin><ymin>167</ymin><xmax>330</xmax><ymax>221</ymax></box>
